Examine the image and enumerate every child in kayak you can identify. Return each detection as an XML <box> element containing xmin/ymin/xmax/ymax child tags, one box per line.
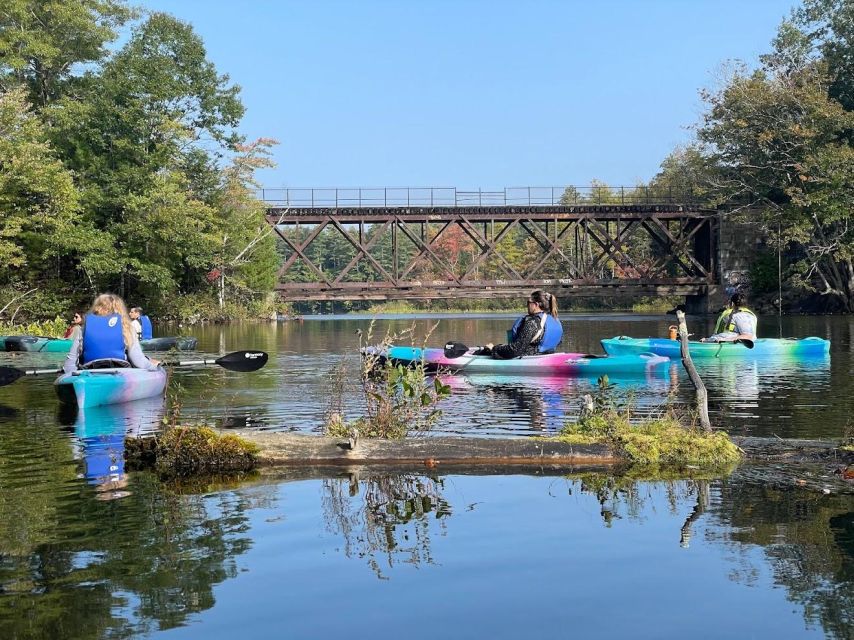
<box><xmin>63</xmin><ymin>294</ymin><xmax>160</xmax><ymax>373</ymax></box>
<box><xmin>482</xmin><ymin>290</ymin><xmax>563</xmax><ymax>359</ymax></box>
<box><xmin>701</xmin><ymin>293</ymin><xmax>757</xmax><ymax>343</ymax></box>
<box><xmin>63</xmin><ymin>312</ymin><xmax>83</xmax><ymax>340</ymax></box>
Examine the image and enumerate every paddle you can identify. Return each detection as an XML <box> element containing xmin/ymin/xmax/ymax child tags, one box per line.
<box><xmin>736</xmin><ymin>338</ymin><xmax>755</xmax><ymax>349</ymax></box>
<box><xmin>164</xmin><ymin>350</ymin><xmax>269</xmax><ymax>371</ymax></box>
<box><xmin>0</xmin><ymin>350</ymin><xmax>269</xmax><ymax>388</ymax></box>
<box><xmin>444</xmin><ymin>342</ymin><xmax>472</xmax><ymax>359</ymax></box>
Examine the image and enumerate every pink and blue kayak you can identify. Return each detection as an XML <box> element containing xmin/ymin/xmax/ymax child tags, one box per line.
<box><xmin>385</xmin><ymin>346</ymin><xmax>670</xmax><ymax>377</ymax></box>
<box><xmin>54</xmin><ymin>367</ymin><xmax>168</xmax><ymax>408</ymax></box>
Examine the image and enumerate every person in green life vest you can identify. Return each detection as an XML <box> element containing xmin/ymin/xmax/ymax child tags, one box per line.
<box><xmin>701</xmin><ymin>292</ymin><xmax>757</xmax><ymax>343</ymax></box>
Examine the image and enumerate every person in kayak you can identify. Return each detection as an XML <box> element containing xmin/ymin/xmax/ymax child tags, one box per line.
<box><xmin>63</xmin><ymin>312</ymin><xmax>83</xmax><ymax>340</ymax></box>
<box><xmin>701</xmin><ymin>293</ymin><xmax>757</xmax><ymax>343</ymax></box>
<box><xmin>482</xmin><ymin>290</ymin><xmax>563</xmax><ymax>359</ymax></box>
<box><xmin>63</xmin><ymin>294</ymin><xmax>159</xmax><ymax>373</ymax></box>
<box><xmin>129</xmin><ymin>307</ymin><xmax>153</xmax><ymax>341</ymax></box>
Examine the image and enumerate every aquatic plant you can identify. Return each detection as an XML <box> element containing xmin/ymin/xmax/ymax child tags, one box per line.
<box><xmin>557</xmin><ymin>376</ymin><xmax>742</xmax><ymax>466</ymax></box>
<box><xmin>324</xmin><ymin>321</ymin><xmax>451</xmax><ymax>439</ymax></box>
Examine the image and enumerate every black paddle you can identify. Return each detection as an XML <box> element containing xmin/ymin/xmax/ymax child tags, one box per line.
<box><xmin>164</xmin><ymin>350</ymin><xmax>269</xmax><ymax>371</ymax></box>
<box><xmin>444</xmin><ymin>342</ymin><xmax>472</xmax><ymax>359</ymax></box>
<box><xmin>735</xmin><ymin>338</ymin><xmax>754</xmax><ymax>349</ymax></box>
<box><xmin>0</xmin><ymin>350</ymin><xmax>269</xmax><ymax>388</ymax></box>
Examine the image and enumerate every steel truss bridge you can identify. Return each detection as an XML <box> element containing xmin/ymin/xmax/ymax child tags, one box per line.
<box><xmin>263</xmin><ymin>187</ymin><xmax>718</xmax><ymax>303</ymax></box>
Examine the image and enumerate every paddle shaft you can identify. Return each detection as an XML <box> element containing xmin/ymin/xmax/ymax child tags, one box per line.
<box><xmin>0</xmin><ymin>350</ymin><xmax>268</xmax><ymax>387</ymax></box>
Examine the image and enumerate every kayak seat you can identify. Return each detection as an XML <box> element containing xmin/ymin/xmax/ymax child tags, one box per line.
<box><xmin>81</xmin><ymin>358</ymin><xmax>131</xmax><ymax>370</ymax></box>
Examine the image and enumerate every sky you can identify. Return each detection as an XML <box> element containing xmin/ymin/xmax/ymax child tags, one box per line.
<box><xmin>135</xmin><ymin>0</ymin><xmax>797</xmax><ymax>190</ymax></box>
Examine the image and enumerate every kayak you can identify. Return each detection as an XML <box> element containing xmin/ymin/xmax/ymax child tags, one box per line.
<box><xmin>54</xmin><ymin>366</ymin><xmax>168</xmax><ymax>408</ymax></box>
<box><xmin>601</xmin><ymin>336</ymin><xmax>831</xmax><ymax>359</ymax></box>
<box><xmin>2</xmin><ymin>335</ymin><xmax>198</xmax><ymax>353</ymax></box>
<box><xmin>384</xmin><ymin>346</ymin><xmax>670</xmax><ymax>377</ymax></box>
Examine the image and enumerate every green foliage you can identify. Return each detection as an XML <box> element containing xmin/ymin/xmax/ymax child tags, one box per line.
<box><xmin>165</xmin><ymin>292</ymin><xmax>278</xmax><ymax>323</ymax></box>
<box><xmin>0</xmin><ymin>317</ymin><xmax>67</xmax><ymax>338</ymax></box>
<box><xmin>749</xmin><ymin>249</ymin><xmax>781</xmax><ymax>295</ymax></box>
<box><xmin>0</xmin><ymin>88</ymin><xmax>80</xmax><ymax>281</ymax></box>
<box><xmin>0</xmin><ymin>0</ymin><xmax>134</xmax><ymax>106</ymax></box>
<box><xmin>0</xmin><ymin>4</ymin><xmax>280</xmax><ymax>319</ymax></box>
<box><xmin>325</xmin><ymin>324</ymin><xmax>452</xmax><ymax>439</ymax></box>
<box><xmin>125</xmin><ymin>427</ymin><xmax>259</xmax><ymax>479</ymax></box>
<box><xmin>557</xmin><ymin>377</ymin><xmax>742</xmax><ymax>467</ymax></box>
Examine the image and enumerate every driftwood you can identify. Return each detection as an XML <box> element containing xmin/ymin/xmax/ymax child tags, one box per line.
<box><xmin>231</xmin><ymin>432</ymin><xmax>854</xmax><ymax>494</ymax></box>
<box><xmin>675</xmin><ymin>309</ymin><xmax>711</xmax><ymax>431</ymax></box>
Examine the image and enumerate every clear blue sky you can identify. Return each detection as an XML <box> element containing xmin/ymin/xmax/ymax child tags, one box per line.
<box><xmin>136</xmin><ymin>0</ymin><xmax>796</xmax><ymax>189</ymax></box>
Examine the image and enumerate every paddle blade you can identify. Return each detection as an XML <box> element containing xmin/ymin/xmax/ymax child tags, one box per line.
<box><xmin>737</xmin><ymin>338</ymin><xmax>755</xmax><ymax>349</ymax></box>
<box><xmin>0</xmin><ymin>366</ymin><xmax>26</xmax><ymax>387</ymax></box>
<box><xmin>444</xmin><ymin>342</ymin><xmax>469</xmax><ymax>359</ymax></box>
<box><xmin>214</xmin><ymin>350</ymin><xmax>268</xmax><ymax>372</ymax></box>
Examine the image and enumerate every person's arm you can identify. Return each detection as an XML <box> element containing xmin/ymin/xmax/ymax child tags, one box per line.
<box><xmin>63</xmin><ymin>334</ymin><xmax>82</xmax><ymax>373</ymax></box>
<box><xmin>127</xmin><ymin>341</ymin><xmax>159</xmax><ymax>370</ymax></box>
<box><xmin>492</xmin><ymin>316</ymin><xmax>540</xmax><ymax>359</ymax></box>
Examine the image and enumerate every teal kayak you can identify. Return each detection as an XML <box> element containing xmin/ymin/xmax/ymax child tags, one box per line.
<box><xmin>601</xmin><ymin>336</ymin><xmax>830</xmax><ymax>359</ymax></box>
<box><xmin>2</xmin><ymin>335</ymin><xmax>198</xmax><ymax>353</ymax></box>
<box><xmin>384</xmin><ymin>345</ymin><xmax>670</xmax><ymax>377</ymax></box>
<box><xmin>54</xmin><ymin>366</ymin><xmax>168</xmax><ymax>408</ymax></box>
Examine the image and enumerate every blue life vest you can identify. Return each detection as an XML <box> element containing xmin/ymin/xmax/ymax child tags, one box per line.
<box><xmin>510</xmin><ymin>313</ymin><xmax>564</xmax><ymax>353</ymax></box>
<box><xmin>140</xmin><ymin>315</ymin><xmax>153</xmax><ymax>340</ymax></box>
<box><xmin>82</xmin><ymin>313</ymin><xmax>127</xmax><ymax>364</ymax></box>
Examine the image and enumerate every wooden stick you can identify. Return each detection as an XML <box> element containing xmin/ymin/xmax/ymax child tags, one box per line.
<box><xmin>676</xmin><ymin>310</ymin><xmax>711</xmax><ymax>431</ymax></box>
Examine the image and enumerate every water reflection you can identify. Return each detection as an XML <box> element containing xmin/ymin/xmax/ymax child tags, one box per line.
<box><xmin>321</xmin><ymin>473</ymin><xmax>451</xmax><ymax>578</ymax></box>
<box><xmin>60</xmin><ymin>398</ymin><xmax>165</xmax><ymax>500</ymax></box>
<box><xmin>0</xmin><ymin>468</ymin><xmax>851</xmax><ymax>639</ymax></box>
<box><xmin>442</xmin><ymin>372</ymin><xmax>674</xmax><ymax>433</ymax></box>
<box><xmin>0</xmin><ymin>472</ymin><xmax>261</xmax><ymax>639</ymax></box>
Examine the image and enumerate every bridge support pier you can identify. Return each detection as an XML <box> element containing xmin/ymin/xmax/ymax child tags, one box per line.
<box><xmin>684</xmin><ymin>286</ymin><xmax>721</xmax><ymax>314</ymax></box>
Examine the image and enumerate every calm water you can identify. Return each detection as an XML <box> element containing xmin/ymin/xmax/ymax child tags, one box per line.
<box><xmin>0</xmin><ymin>313</ymin><xmax>852</xmax><ymax>638</ymax></box>
<box><xmin>5</xmin><ymin>312</ymin><xmax>848</xmax><ymax>438</ymax></box>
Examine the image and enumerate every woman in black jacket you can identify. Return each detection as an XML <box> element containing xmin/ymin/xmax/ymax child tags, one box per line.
<box><xmin>484</xmin><ymin>290</ymin><xmax>563</xmax><ymax>359</ymax></box>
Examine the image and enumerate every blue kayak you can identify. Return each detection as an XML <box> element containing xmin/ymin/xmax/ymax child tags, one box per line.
<box><xmin>55</xmin><ymin>367</ymin><xmax>168</xmax><ymax>408</ymax></box>
<box><xmin>601</xmin><ymin>336</ymin><xmax>830</xmax><ymax>359</ymax></box>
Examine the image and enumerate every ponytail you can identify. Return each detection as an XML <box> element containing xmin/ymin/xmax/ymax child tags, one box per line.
<box><xmin>529</xmin><ymin>290</ymin><xmax>559</xmax><ymax>319</ymax></box>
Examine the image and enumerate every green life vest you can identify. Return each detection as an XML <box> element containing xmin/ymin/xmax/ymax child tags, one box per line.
<box><xmin>714</xmin><ymin>307</ymin><xmax>757</xmax><ymax>334</ymax></box>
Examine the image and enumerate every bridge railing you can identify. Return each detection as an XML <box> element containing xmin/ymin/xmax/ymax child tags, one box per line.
<box><xmin>258</xmin><ymin>186</ymin><xmax>707</xmax><ymax>208</ymax></box>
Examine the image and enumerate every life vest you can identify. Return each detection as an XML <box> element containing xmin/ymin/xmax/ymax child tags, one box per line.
<box><xmin>82</xmin><ymin>313</ymin><xmax>127</xmax><ymax>364</ymax></box>
<box><xmin>510</xmin><ymin>312</ymin><xmax>564</xmax><ymax>353</ymax></box>
<box><xmin>714</xmin><ymin>307</ymin><xmax>757</xmax><ymax>334</ymax></box>
<box><xmin>140</xmin><ymin>315</ymin><xmax>153</xmax><ymax>340</ymax></box>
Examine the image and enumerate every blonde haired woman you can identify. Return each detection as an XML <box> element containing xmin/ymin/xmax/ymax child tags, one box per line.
<box><xmin>63</xmin><ymin>294</ymin><xmax>160</xmax><ymax>373</ymax></box>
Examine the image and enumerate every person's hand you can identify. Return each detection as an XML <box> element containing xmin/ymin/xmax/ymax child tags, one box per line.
<box><xmin>485</xmin><ymin>343</ymin><xmax>494</xmax><ymax>349</ymax></box>
<box><xmin>150</xmin><ymin>358</ymin><xmax>160</xmax><ymax>366</ymax></box>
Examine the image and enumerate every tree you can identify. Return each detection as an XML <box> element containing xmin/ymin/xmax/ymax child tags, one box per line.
<box><xmin>794</xmin><ymin>0</ymin><xmax>854</xmax><ymax>111</ymax></box>
<box><xmin>210</xmin><ymin>138</ymin><xmax>280</xmax><ymax>308</ymax></box>
<box><xmin>698</xmin><ymin>47</ymin><xmax>854</xmax><ymax>309</ymax></box>
<box><xmin>0</xmin><ymin>0</ymin><xmax>133</xmax><ymax>107</ymax></box>
<box><xmin>0</xmin><ymin>88</ymin><xmax>80</xmax><ymax>283</ymax></box>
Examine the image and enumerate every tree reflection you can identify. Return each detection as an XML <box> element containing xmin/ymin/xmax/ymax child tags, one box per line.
<box><xmin>708</xmin><ymin>477</ymin><xmax>853</xmax><ymax>640</ymax></box>
<box><xmin>0</xmin><ymin>473</ymin><xmax>261</xmax><ymax>639</ymax></box>
<box><xmin>321</xmin><ymin>473</ymin><xmax>451</xmax><ymax>578</ymax></box>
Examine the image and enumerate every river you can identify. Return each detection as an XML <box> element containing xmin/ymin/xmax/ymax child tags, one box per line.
<box><xmin>0</xmin><ymin>313</ymin><xmax>851</xmax><ymax>638</ymax></box>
